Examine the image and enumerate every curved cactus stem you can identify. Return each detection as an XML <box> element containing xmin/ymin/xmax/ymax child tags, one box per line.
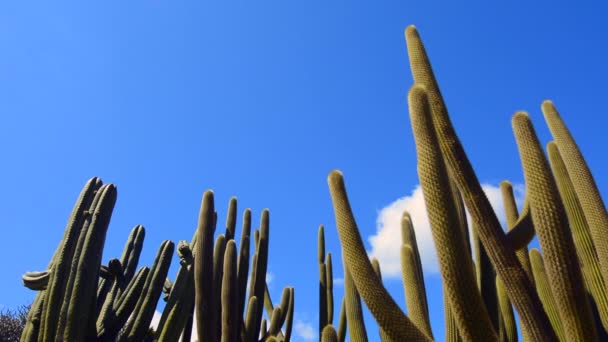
<box><xmin>529</xmin><ymin>249</ymin><xmax>565</xmax><ymax>342</ymax></box>
<box><xmin>542</xmin><ymin>100</ymin><xmax>608</xmax><ymax>289</ymax></box>
<box><xmin>547</xmin><ymin>141</ymin><xmax>608</xmax><ymax>332</ymax></box>
<box><xmin>328</xmin><ymin>170</ymin><xmax>430</xmax><ymax>341</ymax></box>
<box><xmin>513</xmin><ymin>112</ymin><xmax>597</xmax><ymax>341</ymax></box>
<box><xmin>409</xmin><ymin>85</ymin><xmax>497</xmax><ymax>341</ymax></box>
<box><xmin>404</xmin><ymin>25</ymin><xmax>556</xmax><ymax>341</ymax></box>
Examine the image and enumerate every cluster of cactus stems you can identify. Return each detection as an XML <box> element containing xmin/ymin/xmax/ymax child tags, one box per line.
<box><xmin>318</xmin><ymin>26</ymin><xmax>608</xmax><ymax>342</ymax></box>
<box><xmin>20</xmin><ymin>184</ymin><xmax>294</xmax><ymax>341</ymax></box>
<box><xmin>19</xmin><ymin>24</ymin><xmax>607</xmax><ymax>342</ymax></box>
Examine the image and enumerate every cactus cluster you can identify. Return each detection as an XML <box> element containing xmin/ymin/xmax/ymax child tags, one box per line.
<box><xmin>20</xmin><ymin>185</ymin><xmax>294</xmax><ymax>341</ymax></box>
<box><xmin>18</xmin><ymin>25</ymin><xmax>607</xmax><ymax>342</ymax></box>
<box><xmin>317</xmin><ymin>26</ymin><xmax>608</xmax><ymax>342</ymax></box>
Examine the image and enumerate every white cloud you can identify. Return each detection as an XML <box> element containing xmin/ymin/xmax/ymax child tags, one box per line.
<box><xmin>369</xmin><ymin>183</ymin><xmax>523</xmax><ymax>277</ymax></box>
<box><xmin>294</xmin><ymin>319</ymin><xmax>315</xmax><ymax>341</ymax></box>
<box><xmin>333</xmin><ymin>277</ymin><xmax>344</xmax><ymax>287</ymax></box>
<box><xmin>266</xmin><ymin>271</ymin><xmax>274</xmax><ymax>285</ymax></box>
<box><xmin>150</xmin><ymin>310</ymin><xmax>162</xmax><ymax>330</ymax></box>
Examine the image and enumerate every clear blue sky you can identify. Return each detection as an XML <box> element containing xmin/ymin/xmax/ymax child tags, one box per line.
<box><xmin>1</xmin><ymin>2</ymin><xmax>607</xmax><ymax>341</ymax></box>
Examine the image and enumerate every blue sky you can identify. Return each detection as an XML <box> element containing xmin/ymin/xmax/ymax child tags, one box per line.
<box><xmin>1</xmin><ymin>2</ymin><xmax>607</xmax><ymax>341</ymax></box>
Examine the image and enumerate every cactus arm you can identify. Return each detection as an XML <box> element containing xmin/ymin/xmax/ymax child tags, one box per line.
<box><xmin>127</xmin><ymin>241</ymin><xmax>175</xmax><ymax>341</ymax></box>
<box><xmin>221</xmin><ymin>240</ymin><xmax>238</xmax><ymax>342</ymax></box>
<box><xmin>342</xmin><ymin>264</ymin><xmax>368</xmax><ymax>341</ymax></box>
<box><xmin>371</xmin><ymin>258</ymin><xmax>391</xmax><ymax>342</ymax></box>
<box><xmin>212</xmin><ymin>234</ymin><xmax>227</xmax><ymax>341</ymax></box>
<box><xmin>194</xmin><ymin>190</ymin><xmax>215</xmax><ymax>342</ymax></box>
<box><xmin>529</xmin><ymin>249</ymin><xmax>565</xmax><ymax>341</ymax></box>
<box><xmin>319</xmin><ymin>224</ymin><xmax>328</xmax><ymax>338</ymax></box>
<box><xmin>547</xmin><ymin>141</ymin><xmax>608</xmax><ymax>331</ymax></box>
<box><xmin>283</xmin><ymin>287</ymin><xmax>295</xmax><ymax>342</ymax></box>
<box><xmin>328</xmin><ymin>170</ymin><xmax>431</xmax><ymax>341</ymax></box>
<box><xmin>225</xmin><ymin>197</ymin><xmax>237</xmax><ymax>241</ymax></box>
<box><xmin>496</xmin><ymin>276</ymin><xmax>518</xmax><ymax>342</ymax></box>
<box><xmin>243</xmin><ymin>296</ymin><xmax>259</xmax><ymax>342</ymax></box>
<box><xmin>542</xmin><ymin>101</ymin><xmax>608</xmax><ymax>287</ymax></box>
<box><xmin>237</xmin><ymin>209</ymin><xmax>252</xmax><ymax>322</ymax></box>
<box><xmin>404</xmin><ymin>25</ymin><xmax>556</xmax><ymax>341</ymax></box>
<box><xmin>513</xmin><ymin>112</ymin><xmax>598</xmax><ymax>341</ymax></box>
<box><xmin>336</xmin><ymin>298</ymin><xmax>346</xmax><ymax>342</ymax></box>
<box><xmin>409</xmin><ymin>85</ymin><xmax>497</xmax><ymax>341</ymax></box>
<box><xmin>326</xmin><ymin>252</ymin><xmax>334</xmax><ymax>326</ymax></box>
<box><xmin>401</xmin><ymin>245</ymin><xmax>433</xmax><ymax>338</ymax></box>
<box><xmin>63</xmin><ymin>184</ymin><xmax>117</xmax><ymax>342</ymax></box>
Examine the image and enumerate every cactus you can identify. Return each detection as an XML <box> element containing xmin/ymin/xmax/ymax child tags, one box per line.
<box><xmin>542</xmin><ymin>101</ymin><xmax>608</xmax><ymax>287</ymax></box>
<box><xmin>408</xmin><ymin>85</ymin><xmax>497</xmax><ymax>341</ymax></box>
<box><xmin>17</xmin><ymin>19</ymin><xmax>608</xmax><ymax>342</ymax></box>
<box><xmin>512</xmin><ymin>112</ymin><xmax>597</xmax><ymax>341</ymax></box>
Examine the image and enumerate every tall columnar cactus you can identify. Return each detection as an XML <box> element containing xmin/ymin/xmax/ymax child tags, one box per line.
<box><xmin>542</xmin><ymin>101</ymin><xmax>608</xmax><ymax>288</ymax></box>
<box><xmin>400</xmin><ymin>213</ymin><xmax>433</xmax><ymax>338</ymax></box>
<box><xmin>328</xmin><ymin>170</ymin><xmax>432</xmax><ymax>341</ymax></box>
<box><xmin>408</xmin><ymin>85</ymin><xmax>497</xmax><ymax>341</ymax></box>
<box><xmin>512</xmin><ymin>112</ymin><xmax>598</xmax><ymax>341</ymax></box>
<box><xmin>404</xmin><ymin>25</ymin><xmax>556</xmax><ymax>341</ymax></box>
<box><xmin>547</xmin><ymin>141</ymin><xmax>608</xmax><ymax>332</ymax></box>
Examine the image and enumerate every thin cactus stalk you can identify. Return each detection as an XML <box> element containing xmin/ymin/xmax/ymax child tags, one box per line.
<box><xmin>542</xmin><ymin>100</ymin><xmax>608</xmax><ymax>288</ymax></box>
<box><xmin>97</xmin><ymin>266</ymin><xmax>150</xmax><ymax>340</ymax></box>
<box><xmin>371</xmin><ymin>258</ymin><xmax>390</xmax><ymax>342</ymax></box>
<box><xmin>248</xmin><ymin>209</ymin><xmax>270</xmax><ymax>341</ymax></box>
<box><xmin>547</xmin><ymin>141</ymin><xmax>608</xmax><ymax>331</ymax></box>
<box><xmin>342</xmin><ymin>264</ymin><xmax>368</xmax><ymax>342</ymax></box>
<box><xmin>283</xmin><ymin>287</ymin><xmax>295</xmax><ymax>342</ymax></box>
<box><xmin>194</xmin><ymin>190</ymin><xmax>215</xmax><ymax>342</ymax></box>
<box><xmin>225</xmin><ymin>197</ymin><xmax>237</xmax><ymax>241</ymax></box>
<box><xmin>41</xmin><ymin>177</ymin><xmax>99</xmax><ymax>342</ymax></box>
<box><xmin>221</xmin><ymin>240</ymin><xmax>238</xmax><ymax>342</ymax></box>
<box><xmin>64</xmin><ymin>184</ymin><xmax>117</xmax><ymax>342</ymax></box>
<box><xmin>408</xmin><ymin>84</ymin><xmax>497</xmax><ymax>341</ymax></box>
<box><xmin>318</xmin><ymin>225</ymin><xmax>328</xmax><ymax>338</ymax></box>
<box><xmin>529</xmin><ymin>249</ymin><xmax>565</xmax><ymax>341</ymax></box>
<box><xmin>122</xmin><ymin>240</ymin><xmax>174</xmax><ymax>342</ymax></box>
<box><xmin>212</xmin><ymin>234</ymin><xmax>227</xmax><ymax>342</ymax></box>
<box><xmin>336</xmin><ymin>298</ymin><xmax>346</xmax><ymax>342</ymax></box>
<box><xmin>243</xmin><ymin>296</ymin><xmax>258</xmax><ymax>342</ymax></box>
<box><xmin>443</xmin><ymin>293</ymin><xmax>461</xmax><ymax>342</ymax></box>
<box><xmin>156</xmin><ymin>241</ymin><xmax>194</xmax><ymax>341</ymax></box>
<box><xmin>401</xmin><ymin>245</ymin><xmax>433</xmax><ymax>338</ymax></box>
<box><xmin>328</xmin><ymin>170</ymin><xmax>430</xmax><ymax>341</ymax></box>
<box><xmin>237</xmin><ymin>209</ymin><xmax>252</xmax><ymax>322</ymax></box>
<box><xmin>325</xmin><ymin>252</ymin><xmax>334</xmax><ymax>326</ymax></box>
<box><xmin>119</xmin><ymin>225</ymin><xmax>146</xmax><ymax>287</ymax></box>
<box><xmin>56</xmin><ymin>179</ymin><xmax>106</xmax><ymax>340</ymax></box>
<box><xmin>404</xmin><ymin>25</ymin><xmax>556</xmax><ymax>341</ymax></box>
<box><xmin>500</xmin><ymin>181</ymin><xmax>534</xmax><ymax>283</ymax></box>
<box><xmin>496</xmin><ymin>277</ymin><xmax>518</xmax><ymax>342</ymax></box>
<box><xmin>512</xmin><ymin>112</ymin><xmax>597</xmax><ymax>341</ymax></box>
